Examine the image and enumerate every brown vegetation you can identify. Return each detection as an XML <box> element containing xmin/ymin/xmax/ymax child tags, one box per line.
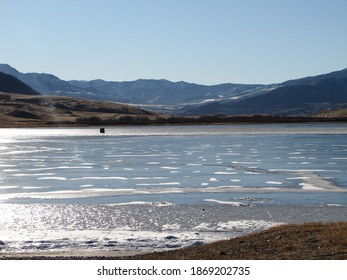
<box><xmin>128</xmin><ymin>222</ymin><xmax>347</xmax><ymax>260</ymax></box>
<box><xmin>0</xmin><ymin>92</ymin><xmax>163</xmax><ymax>126</ymax></box>
<box><xmin>311</xmin><ymin>108</ymin><xmax>347</xmax><ymax>118</ymax></box>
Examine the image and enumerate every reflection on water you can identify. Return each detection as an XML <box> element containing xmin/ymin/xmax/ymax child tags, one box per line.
<box><xmin>0</xmin><ymin>203</ymin><xmax>346</xmax><ymax>252</ymax></box>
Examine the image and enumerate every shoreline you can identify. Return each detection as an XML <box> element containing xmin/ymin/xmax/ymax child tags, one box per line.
<box><xmin>0</xmin><ymin>249</ymin><xmax>150</xmax><ymax>260</ymax></box>
<box><xmin>1</xmin><ymin>222</ymin><xmax>346</xmax><ymax>260</ymax></box>
<box><xmin>1</xmin><ymin>115</ymin><xmax>347</xmax><ymax>128</ymax></box>
<box><xmin>1</xmin><ymin>121</ymin><xmax>347</xmax><ymax>129</ymax></box>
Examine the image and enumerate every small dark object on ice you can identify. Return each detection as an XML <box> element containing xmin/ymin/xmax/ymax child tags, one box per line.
<box><xmin>100</xmin><ymin>128</ymin><xmax>105</xmax><ymax>133</ymax></box>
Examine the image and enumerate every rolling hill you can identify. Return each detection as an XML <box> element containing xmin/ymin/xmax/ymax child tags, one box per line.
<box><xmin>0</xmin><ymin>92</ymin><xmax>165</xmax><ymax>127</ymax></box>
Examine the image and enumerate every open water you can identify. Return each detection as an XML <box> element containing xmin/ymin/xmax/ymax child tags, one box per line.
<box><xmin>0</xmin><ymin>124</ymin><xmax>346</xmax><ymax>252</ymax></box>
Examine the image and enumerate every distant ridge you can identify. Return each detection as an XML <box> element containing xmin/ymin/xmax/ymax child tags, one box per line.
<box><xmin>0</xmin><ymin>63</ymin><xmax>268</xmax><ymax>107</ymax></box>
<box><xmin>184</xmin><ymin>68</ymin><xmax>347</xmax><ymax>116</ymax></box>
<box><xmin>0</xmin><ymin>71</ymin><xmax>39</xmax><ymax>95</ymax></box>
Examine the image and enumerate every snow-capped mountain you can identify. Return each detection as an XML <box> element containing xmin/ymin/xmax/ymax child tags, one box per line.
<box><xmin>184</xmin><ymin>68</ymin><xmax>347</xmax><ymax>116</ymax></box>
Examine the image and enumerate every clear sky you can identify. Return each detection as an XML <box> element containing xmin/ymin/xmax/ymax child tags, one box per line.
<box><xmin>1</xmin><ymin>0</ymin><xmax>347</xmax><ymax>85</ymax></box>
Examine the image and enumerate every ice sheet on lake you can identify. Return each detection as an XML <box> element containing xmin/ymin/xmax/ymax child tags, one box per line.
<box><xmin>1</xmin><ymin>124</ymin><xmax>347</xmax><ymax>253</ymax></box>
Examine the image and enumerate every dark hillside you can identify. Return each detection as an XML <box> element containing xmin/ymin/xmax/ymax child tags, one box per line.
<box><xmin>0</xmin><ymin>72</ymin><xmax>39</xmax><ymax>95</ymax></box>
<box><xmin>187</xmin><ymin>77</ymin><xmax>347</xmax><ymax>116</ymax></box>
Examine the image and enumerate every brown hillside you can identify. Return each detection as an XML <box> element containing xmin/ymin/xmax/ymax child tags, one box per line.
<box><xmin>128</xmin><ymin>222</ymin><xmax>347</xmax><ymax>260</ymax></box>
<box><xmin>0</xmin><ymin>92</ymin><xmax>165</xmax><ymax>126</ymax></box>
<box><xmin>311</xmin><ymin>108</ymin><xmax>347</xmax><ymax>118</ymax></box>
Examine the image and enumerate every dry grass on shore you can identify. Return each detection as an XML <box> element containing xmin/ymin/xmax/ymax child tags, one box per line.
<box><xmin>129</xmin><ymin>222</ymin><xmax>347</xmax><ymax>260</ymax></box>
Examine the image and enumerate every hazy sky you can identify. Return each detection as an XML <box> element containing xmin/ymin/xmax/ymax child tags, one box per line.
<box><xmin>1</xmin><ymin>0</ymin><xmax>347</xmax><ymax>84</ymax></box>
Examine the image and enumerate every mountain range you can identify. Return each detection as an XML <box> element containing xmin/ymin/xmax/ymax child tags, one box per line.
<box><xmin>1</xmin><ymin>63</ymin><xmax>347</xmax><ymax>116</ymax></box>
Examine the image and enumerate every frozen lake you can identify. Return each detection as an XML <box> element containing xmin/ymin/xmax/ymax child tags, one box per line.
<box><xmin>0</xmin><ymin>124</ymin><xmax>347</xmax><ymax>252</ymax></box>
